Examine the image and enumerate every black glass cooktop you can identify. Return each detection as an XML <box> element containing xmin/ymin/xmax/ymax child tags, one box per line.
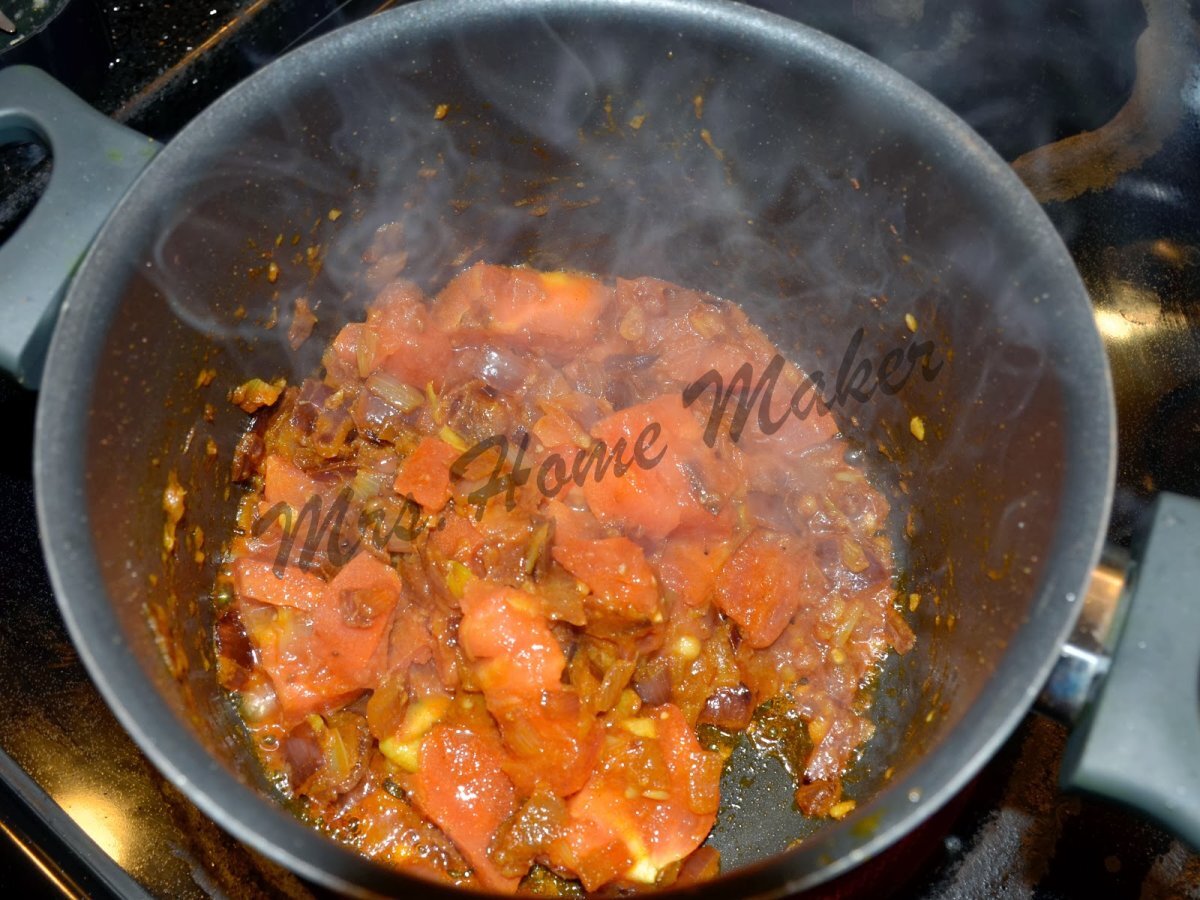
<box><xmin>0</xmin><ymin>1</ymin><xmax>1197</xmax><ymax>897</ymax></box>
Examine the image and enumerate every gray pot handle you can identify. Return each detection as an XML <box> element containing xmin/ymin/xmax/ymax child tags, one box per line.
<box><xmin>1061</xmin><ymin>492</ymin><xmax>1200</xmax><ymax>849</ymax></box>
<box><xmin>0</xmin><ymin>65</ymin><xmax>160</xmax><ymax>388</ymax></box>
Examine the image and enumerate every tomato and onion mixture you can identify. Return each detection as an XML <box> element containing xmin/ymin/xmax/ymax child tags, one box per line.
<box><xmin>214</xmin><ymin>264</ymin><xmax>915</xmax><ymax>893</ymax></box>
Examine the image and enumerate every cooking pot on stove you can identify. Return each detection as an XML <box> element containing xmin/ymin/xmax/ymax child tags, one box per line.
<box><xmin>0</xmin><ymin>0</ymin><xmax>1197</xmax><ymax>895</ymax></box>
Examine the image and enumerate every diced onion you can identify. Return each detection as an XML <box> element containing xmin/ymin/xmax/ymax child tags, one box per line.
<box><xmin>351</xmin><ymin>468</ymin><xmax>391</xmax><ymax>502</ymax></box>
<box><xmin>356</xmin><ymin>330</ymin><xmax>379</xmax><ymax>378</ymax></box>
<box><xmin>397</xmin><ymin>695</ymin><xmax>451</xmax><ymax>742</ymax></box>
<box><xmin>595</xmin><ymin>659</ymin><xmax>636</xmax><ymax>713</ymax></box>
<box><xmin>626</xmin><ymin>857</ymin><xmax>660</xmax><ymax>884</ymax></box>
<box><xmin>445</xmin><ymin>561</ymin><xmax>474</xmax><ymax>599</ymax></box>
<box><xmin>366</xmin><ymin>371</ymin><xmax>424</xmax><ymax>412</ymax></box>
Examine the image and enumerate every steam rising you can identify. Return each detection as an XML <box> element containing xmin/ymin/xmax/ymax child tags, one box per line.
<box><xmin>138</xmin><ymin>0</ymin><xmax>1080</xmax><ymax>639</ymax></box>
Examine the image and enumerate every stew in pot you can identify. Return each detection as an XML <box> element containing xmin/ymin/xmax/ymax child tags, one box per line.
<box><xmin>212</xmin><ymin>263</ymin><xmax>915</xmax><ymax>893</ymax></box>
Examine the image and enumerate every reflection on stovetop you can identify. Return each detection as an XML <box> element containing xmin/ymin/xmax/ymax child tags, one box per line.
<box><xmin>1</xmin><ymin>0</ymin><xmax>1198</xmax><ymax>897</ymax></box>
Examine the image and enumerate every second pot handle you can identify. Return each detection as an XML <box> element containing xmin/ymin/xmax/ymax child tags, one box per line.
<box><xmin>0</xmin><ymin>65</ymin><xmax>160</xmax><ymax>388</ymax></box>
<box><xmin>1061</xmin><ymin>492</ymin><xmax>1200</xmax><ymax>849</ymax></box>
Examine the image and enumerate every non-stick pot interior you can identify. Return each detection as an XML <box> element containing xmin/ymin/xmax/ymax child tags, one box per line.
<box><xmin>40</xmin><ymin>1</ymin><xmax>1112</xmax><ymax>893</ymax></box>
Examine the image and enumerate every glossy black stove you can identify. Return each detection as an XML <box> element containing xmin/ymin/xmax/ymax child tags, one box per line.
<box><xmin>1</xmin><ymin>1</ymin><xmax>1198</xmax><ymax>897</ymax></box>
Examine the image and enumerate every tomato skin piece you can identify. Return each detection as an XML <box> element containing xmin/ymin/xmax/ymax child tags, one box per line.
<box><xmin>551</xmin><ymin>533</ymin><xmax>662</xmax><ymax>623</ymax></box>
<box><xmin>458</xmin><ymin>582</ymin><xmax>565</xmax><ymax>698</ymax></box>
<box><xmin>412</xmin><ymin>725</ymin><xmax>520</xmax><ymax>894</ymax></box>
<box><xmin>715</xmin><ymin>530</ymin><xmax>825</xmax><ymax>648</ymax></box>
<box><xmin>393</xmin><ymin>436</ymin><xmax>461</xmax><ymax>512</ymax></box>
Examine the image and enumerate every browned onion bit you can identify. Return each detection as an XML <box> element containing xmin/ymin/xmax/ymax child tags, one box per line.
<box><xmin>698</xmin><ymin>683</ymin><xmax>754</xmax><ymax>731</ymax></box>
<box><xmin>633</xmin><ymin>658</ymin><xmax>672</xmax><ymax>707</ymax></box>
<box><xmin>489</xmin><ymin>787</ymin><xmax>568</xmax><ymax>878</ymax></box>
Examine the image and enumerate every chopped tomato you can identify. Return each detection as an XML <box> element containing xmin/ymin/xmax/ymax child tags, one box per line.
<box><xmin>714</xmin><ymin>530</ymin><xmax>825</xmax><ymax>648</ymax></box>
<box><xmin>393</xmin><ymin>436</ymin><xmax>461</xmax><ymax>512</ymax></box>
<box><xmin>233</xmin><ymin>557</ymin><xmax>326</xmax><ymax>610</ymax></box>
<box><xmin>372</xmin><ymin>285</ymin><xmax>455</xmax><ymax>390</ymax></box>
<box><xmin>738</xmin><ymin>356</ymin><xmax>839</xmax><ymax>472</ymax></box>
<box><xmin>262</xmin><ymin>454</ymin><xmax>328</xmax><ymax>511</ymax></box>
<box><xmin>436</xmin><ymin>263</ymin><xmax>610</xmax><ymax>354</ymax></box>
<box><xmin>458</xmin><ymin>582</ymin><xmax>599</xmax><ymax>795</ymax></box>
<box><xmin>326</xmin><ymin>323</ymin><xmax>368</xmax><ymax>382</ymax></box>
<box><xmin>583</xmin><ymin>395</ymin><xmax>732</xmax><ymax>541</ymax></box>
<box><xmin>659</xmin><ymin>337</ymin><xmax>768</xmax><ymax>397</ymax></box>
<box><xmin>548</xmin><ymin>704</ymin><xmax>721</xmax><ymax>890</ymax></box>
<box><xmin>427</xmin><ymin>512</ymin><xmax>486</xmax><ymax>569</ymax></box>
<box><xmin>544</xmin><ymin>500</ymin><xmax>606</xmax><ymax>541</ymax></box>
<box><xmin>327</xmin><ymin>281</ymin><xmax>454</xmax><ymax>389</ymax></box>
<box><xmin>248</xmin><ymin>455</ymin><xmax>352</xmax><ymax>571</ymax></box>
<box><xmin>661</xmin><ymin>325</ymin><xmax>837</xmax><ymax>475</ymax></box>
<box><xmin>324</xmin><ymin>552</ymin><xmax>405</xmax><ymax>683</ymax></box>
<box><xmin>653</xmin><ymin>535</ymin><xmax>734</xmax><ymax>609</ymax></box>
<box><xmin>532</xmin><ymin>403</ymin><xmax>590</xmax><ymax>450</ymax></box>
<box><xmin>233</xmin><ymin>555</ymin><xmax>402</xmax><ymax>721</ymax></box>
<box><xmin>458</xmin><ymin>581</ymin><xmax>565</xmax><ymax>698</ymax></box>
<box><xmin>412</xmin><ymin>724</ymin><xmax>520</xmax><ymax>893</ymax></box>
<box><xmin>239</xmin><ymin>608</ymin><xmax>361</xmax><ymax>722</ymax></box>
<box><xmin>220</xmin><ymin>265</ymin><xmax>912</xmax><ymax>892</ymax></box>
<box><xmin>549</xmin><ymin>821</ymin><xmax>634</xmax><ymax>894</ymax></box>
<box><xmin>551</xmin><ymin>533</ymin><xmax>662</xmax><ymax>624</ymax></box>
<box><xmin>491</xmin><ymin>695</ymin><xmax>599</xmax><ymax>798</ymax></box>
<box><xmin>657</xmin><ymin>705</ymin><xmax>723</xmax><ymax>817</ymax></box>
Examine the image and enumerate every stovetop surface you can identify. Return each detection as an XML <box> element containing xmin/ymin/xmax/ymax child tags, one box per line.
<box><xmin>0</xmin><ymin>0</ymin><xmax>1198</xmax><ymax>897</ymax></box>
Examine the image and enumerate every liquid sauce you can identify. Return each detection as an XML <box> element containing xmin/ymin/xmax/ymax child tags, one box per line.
<box><xmin>214</xmin><ymin>264</ymin><xmax>915</xmax><ymax>893</ymax></box>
